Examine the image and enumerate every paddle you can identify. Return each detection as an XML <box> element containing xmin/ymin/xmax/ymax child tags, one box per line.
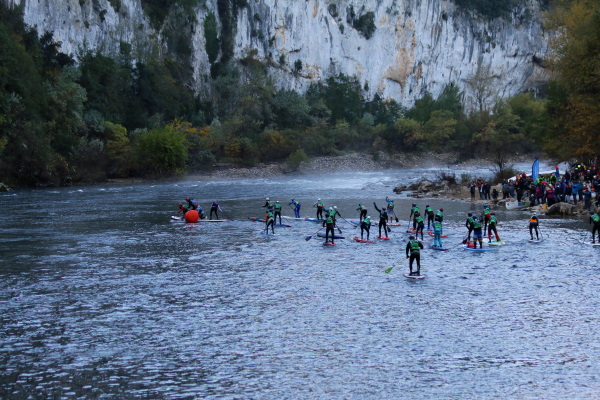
<box><xmin>385</xmin><ymin>257</ymin><xmax>409</xmax><ymax>274</ymax></box>
<box><xmin>305</xmin><ymin>226</ymin><xmax>325</xmax><ymax>241</ymax></box>
<box><xmin>221</xmin><ymin>210</ymin><xmax>236</xmax><ymax>221</ymax></box>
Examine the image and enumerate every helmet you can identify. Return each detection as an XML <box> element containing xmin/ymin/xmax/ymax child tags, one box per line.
<box><xmin>178</xmin><ymin>203</ymin><xmax>182</xmax><ymax>206</ymax></box>
<box><xmin>484</xmin><ymin>203</ymin><xmax>488</xmax><ymax>207</ymax></box>
<box><xmin>334</xmin><ymin>206</ymin><xmax>337</xmax><ymax>209</ymax></box>
<box><xmin>329</xmin><ymin>207</ymin><xmax>333</xmax><ymax>210</ymax></box>
<box><xmin>318</xmin><ymin>198</ymin><xmax>321</xmax><ymax>201</ymax></box>
<box><xmin>440</xmin><ymin>208</ymin><xmax>444</xmax><ymax>211</ymax></box>
<box><xmin>276</xmin><ymin>200</ymin><xmax>280</xmax><ymax>203</ymax></box>
<box><xmin>409</xmin><ymin>235</ymin><xmax>415</xmax><ymax>240</ymax></box>
<box><xmin>426</xmin><ymin>205</ymin><xmax>429</xmax><ymax>207</ymax></box>
<box><xmin>473</xmin><ymin>215</ymin><xmax>478</xmax><ymax>219</ymax></box>
<box><xmin>185</xmin><ymin>197</ymin><xmax>190</xmax><ymax>201</ymax></box>
<box><xmin>367</xmin><ymin>216</ymin><xmax>371</xmax><ymax>219</ymax></box>
<box><xmin>266</xmin><ymin>197</ymin><xmax>270</xmax><ymax>200</ymax></box>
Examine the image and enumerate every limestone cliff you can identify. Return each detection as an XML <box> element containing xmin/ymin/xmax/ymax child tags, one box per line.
<box><xmin>7</xmin><ymin>0</ymin><xmax>549</xmax><ymax>109</ymax></box>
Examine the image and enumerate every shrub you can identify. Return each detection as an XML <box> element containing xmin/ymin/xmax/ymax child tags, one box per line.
<box><xmin>134</xmin><ymin>124</ymin><xmax>188</xmax><ymax>176</ymax></box>
<box><xmin>286</xmin><ymin>149</ymin><xmax>309</xmax><ymax>171</ymax></box>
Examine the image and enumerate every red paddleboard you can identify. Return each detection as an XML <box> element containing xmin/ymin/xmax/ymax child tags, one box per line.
<box><xmin>376</xmin><ymin>235</ymin><xmax>390</xmax><ymax>240</ymax></box>
<box><xmin>406</xmin><ymin>228</ymin><xmax>416</xmax><ymax>233</ymax></box>
<box><xmin>428</xmin><ymin>231</ymin><xmax>448</xmax><ymax>238</ymax></box>
<box><xmin>323</xmin><ymin>242</ymin><xmax>336</xmax><ymax>246</ymax></box>
<box><xmin>353</xmin><ymin>236</ymin><xmax>375</xmax><ymax>243</ymax></box>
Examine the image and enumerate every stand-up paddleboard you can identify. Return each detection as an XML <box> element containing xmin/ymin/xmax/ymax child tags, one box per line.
<box><xmin>404</xmin><ymin>273</ymin><xmax>425</xmax><ymax>280</ymax></box>
<box><xmin>388</xmin><ymin>223</ymin><xmax>402</xmax><ymax>226</ymax></box>
<box><xmin>406</xmin><ymin>228</ymin><xmax>416</xmax><ymax>233</ymax></box>
<box><xmin>488</xmin><ymin>240</ymin><xmax>506</xmax><ymax>246</ymax></box>
<box><xmin>429</xmin><ymin>244</ymin><xmax>449</xmax><ymax>251</ymax></box>
<box><xmin>282</xmin><ymin>216</ymin><xmax>304</xmax><ymax>220</ymax></box>
<box><xmin>305</xmin><ymin>217</ymin><xmax>325</xmax><ymax>223</ymax></box>
<box><xmin>323</xmin><ymin>241</ymin><xmax>336</xmax><ymax>246</ymax></box>
<box><xmin>428</xmin><ymin>231</ymin><xmax>448</xmax><ymax>238</ymax></box>
<box><xmin>528</xmin><ymin>238</ymin><xmax>543</xmax><ymax>243</ymax></box>
<box><xmin>248</xmin><ymin>216</ymin><xmax>266</xmax><ymax>222</ymax></box>
<box><xmin>317</xmin><ymin>232</ymin><xmax>345</xmax><ymax>239</ymax></box>
<box><xmin>580</xmin><ymin>240</ymin><xmax>600</xmax><ymax>246</ymax></box>
<box><xmin>260</xmin><ymin>231</ymin><xmax>275</xmax><ymax>235</ymax></box>
<box><xmin>463</xmin><ymin>245</ymin><xmax>496</xmax><ymax>252</ymax></box>
<box><xmin>275</xmin><ymin>223</ymin><xmax>292</xmax><ymax>227</ymax></box>
<box><xmin>353</xmin><ymin>236</ymin><xmax>375</xmax><ymax>243</ymax></box>
<box><xmin>376</xmin><ymin>235</ymin><xmax>390</xmax><ymax>240</ymax></box>
<box><xmin>171</xmin><ymin>215</ymin><xmax>182</xmax><ymax>221</ymax></box>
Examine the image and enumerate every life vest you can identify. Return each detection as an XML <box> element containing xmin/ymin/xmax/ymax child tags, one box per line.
<box><xmin>412</xmin><ymin>206</ymin><xmax>419</xmax><ymax>215</ymax></box>
<box><xmin>435</xmin><ymin>211</ymin><xmax>443</xmax><ymax>219</ymax></box>
<box><xmin>426</xmin><ymin>207</ymin><xmax>433</xmax><ymax>215</ymax></box>
<box><xmin>387</xmin><ymin>201</ymin><xmax>394</xmax><ymax>209</ymax></box>
<box><xmin>363</xmin><ymin>218</ymin><xmax>371</xmax><ymax>226</ymax></box>
<box><xmin>330</xmin><ymin>209</ymin><xmax>338</xmax><ymax>218</ymax></box>
<box><xmin>409</xmin><ymin>240</ymin><xmax>421</xmax><ymax>252</ymax></box>
<box><xmin>274</xmin><ymin>203</ymin><xmax>282</xmax><ymax>211</ymax></box>
<box><xmin>473</xmin><ymin>220</ymin><xmax>482</xmax><ymax>229</ymax></box>
<box><xmin>416</xmin><ymin>216</ymin><xmax>424</xmax><ymax>224</ymax></box>
<box><xmin>489</xmin><ymin>216</ymin><xmax>497</xmax><ymax>226</ymax></box>
<box><xmin>529</xmin><ymin>216</ymin><xmax>538</xmax><ymax>223</ymax></box>
<box><xmin>380</xmin><ymin>210</ymin><xmax>388</xmax><ymax>219</ymax></box>
<box><xmin>592</xmin><ymin>214</ymin><xmax>600</xmax><ymax>223</ymax></box>
<box><xmin>316</xmin><ymin>202</ymin><xmax>323</xmax><ymax>208</ymax></box>
<box><xmin>467</xmin><ymin>216</ymin><xmax>474</xmax><ymax>225</ymax></box>
<box><xmin>326</xmin><ymin>215</ymin><xmax>334</xmax><ymax>224</ymax></box>
<box><xmin>433</xmin><ymin>221</ymin><xmax>442</xmax><ymax>231</ymax></box>
<box><xmin>266</xmin><ymin>212</ymin><xmax>274</xmax><ymax>221</ymax></box>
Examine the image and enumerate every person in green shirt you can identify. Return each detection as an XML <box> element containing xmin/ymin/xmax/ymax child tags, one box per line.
<box><xmin>415</xmin><ymin>215</ymin><xmax>425</xmax><ymax>240</ymax></box>
<box><xmin>409</xmin><ymin>204</ymin><xmax>420</xmax><ymax>230</ymax></box>
<box><xmin>265</xmin><ymin>211</ymin><xmax>275</xmax><ymax>234</ymax></box>
<box><xmin>406</xmin><ymin>236</ymin><xmax>424</xmax><ymax>275</ymax></box>
<box><xmin>590</xmin><ymin>211</ymin><xmax>600</xmax><ymax>243</ymax></box>
<box><xmin>432</xmin><ymin>220</ymin><xmax>443</xmax><ymax>247</ymax></box>
<box><xmin>322</xmin><ymin>212</ymin><xmax>335</xmax><ymax>244</ymax></box>
<box><xmin>373</xmin><ymin>202</ymin><xmax>389</xmax><ymax>238</ymax></box>
<box><xmin>487</xmin><ymin>212</ymin><xmax>501</xmax><ymax>242</ymax></box>
<box><xmin>361</xmin><ymin>216</ymin><xmax>371</xmax><ymax>240</ymax></box>
<box><xmin>274</xmin><ymin>201</ymin><xmax>282</xmax><ymax>224</ymax></box>
<box><xmin>356</xmin><ymin>203</ymin><xmax>368</xmax><ymax>222</ymax></box>
<box><xmin>425</xmin><ymin>205</ymin><xmax>434</xmax><ymax>230</ymax></box>
<box><xmin>472</xmin><ymin>215</ymin><xmax>483</xmax><ymax>248</ymax></box>
<box><xmin>314</xmin><ymin>198</ymin><xmax>324</xmax><ymax>220</ymax></box>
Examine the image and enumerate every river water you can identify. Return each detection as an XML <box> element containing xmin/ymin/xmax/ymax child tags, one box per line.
<box><xmin>1</xmin><ymin>165</ymin><xmax>599</xmax><ymax>399</ymax></box>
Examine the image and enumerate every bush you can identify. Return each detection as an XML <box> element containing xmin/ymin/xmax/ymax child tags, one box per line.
<box><xmin>491</xmin><ymin>165</ymin><xmax>518</xmax><ymax>184</ymax></box>
<box><xmin>286</xmin><ymin>149</ymin><xmax>309</xmax><ymax>171</ymax></box>
<box><xmin>134</xmin><ymin>124</ymin><xmax>188</xmax><ymax>176</ymax></box>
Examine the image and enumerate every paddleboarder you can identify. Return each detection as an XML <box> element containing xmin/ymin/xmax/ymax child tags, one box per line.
<box><xmin>314</xmin><ymin>199</ymin><xmax>324</xmax><ymax>220</ymax></box>
<box><xmin>406</xmin><ymin>235</ymin><xmax>424</xmax><ymax>276</ymax></box>
<box><xmin>590</xmin><ymin>211</ymin><xmax>600</xmax><ymax>243</ymax></box>
<box><xmin>482</xmin><ymin>203</ymin><xmax>491</xmax><ymax>234</ymax></box>
<box><xmin>265</xmin><ymin>210</ymin><xmax>275</xmax><ymax>234</ymax></box>
<box><xmin>425</xmin><ymin>205</ymin><xmax>434</xmax><ymax>229</ymax></box>
<box><xmin>432</xmin><ymin>220</ymin><xmax>443</xmax><ymax>248</ymax></box>
<box><xmin>356</xmin><ymin>203</ymin><xmax>368</xmax><ymax>222</ymax></box>
<box><xmin>361</xmin><ymin>216</ymin><xmax>372</xmax><ymax>240</ymax></box>
<box><xmin>274</xmin><ymin>201</ymin><xmax>283</xmax><ymax>224</ymax></box>
<box><xmin>487</xmin><ymin>212</ymin><xmax>501</xmax><ymax>243</ymax></box>
<box><xmin>465</xmin><ymin>212</ymin><xmax>475</xmax><ymax>242</ymax></box>
<box><xmin>385</xmin><ymin>196</ymin><xmax>397</xmax><ymax>222</ymax></box>
<box><xmin>209</xmin><ymin>200</ymin><xmax>223</xmax><ymax>220</ymax></box>
<box><xmin>472</xmin><ymin>215</ymin><xmax>483</xmax><ymax>248</ymax></box>
<box><xmin>529</xmin><ymin>213</ymin><xmax>540</xmax><ymax>240</ymax></box>
<box><xmin>373</xmin><ymin>202</ymin><xmax>389</xmax><ymax>238</ymax></box>
<box><xmin>409</xmin><ymin>204</ymin><xmax>420</xmax><ymax>230</ymax></box>
<box><xmin>289</xmin><ymin>199</ymin><xmax>301</xmax><ymax>218</ymax></box>
<box><xmin>263</xmin><ymin>198</ymin><xmax>274</xmax><ymax>213</ymax></box>
<box><xmin>323</xmin><ymin>211</ymin><xmax>336</xmax><ymax>244</ymax></box>
<box><xmin>415</xmin><ymin>215</ymin><xmax>425</xmax><ymax>240</ymax></box>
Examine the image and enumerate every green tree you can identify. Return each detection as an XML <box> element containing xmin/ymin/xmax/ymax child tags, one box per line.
<box><xmin>134</xmin><ymin>122</ymin><xmax>188</xmax><ymax>176</ymax></box>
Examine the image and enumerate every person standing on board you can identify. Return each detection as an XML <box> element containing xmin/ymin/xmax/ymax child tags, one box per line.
<box><xmin>263</xmin><ymin>198</ymin><xmax>274</xmax><ymax>213</ymax></box>
<box><xmin>409</xmin><ymin>204</ymin><xmax>420</xmax><ymax>230</ymax></box>
<box><xmin>274</xmin><ymin>201</ymin><xmax>283</xmax><ymax>224</ymax></box>
<box><xmin>373</xmin><ymin>202</ymin><xmax>389</xmax><ymax>238</ymax></box>
<box><xmin>415</xmin><ymin>214</ymin><xmax>425</xmax><ymax>240</ymax></box>
<box><xmin>361</xmin><ymin>216</ymin><xmax>372</xmax><ymax>240</ymax></box>
<box><xmin>487</xmin><ymin>212</ymin><xmax>501</xmax><ymax>243</ymax></box>
<box><xmin>590</xmin><ymin>211</ymin><xmax>600</xmax><ymax>243</ymax></box>
<box><xmin>356</xmin><ymin>203</ymin><xmax>368</xmax><ymax>222</ymax></box>
<box><xmin>289</xmin><ymin>199</ymin><xmax>301</xmax><ymax>218</ymax></box>
<box><xmin>323</xmin><ymin>211</ymin><xmax>335</xmax><ymax>244</ymax></box>
<box><xmin>529</xmin><ymin>214</ymin><xmax>540</xmax><ymax>240</ymax></box>
<box><xmin>209</xmin><ymin>200</ymin><xmax>223</xmax><ymax>220</ymax></box>
<box><xmin>465</xmin><ymin>212</ymin><xmax>475</xmax><ymax>242</ymax></box>
<box><xmin>177</xmin><ymin>202</ymin><xmax>188</xmax><ymax>216</ymax></box>
<box><xmin>329</xmin><ymin>206</ymin><xmax>341</xmax><ymax>228</ymax></box>
<box><xmin>482</xmin><ymin>203</ymin><xmax>491</xmax><ymax>235</ymax></box>
<box><xmin>314</xmin><ymin>199</ymin><xmax>324</xmax><ymax>220</ymax></box>
<box><xmin>406</xmin><ymin>236</ymin><xmax>424</xmax><ymax>276</ymax></box>
<box><xmin>385</xmin><ymin>196</ymin><xmax>397</xmax><ymax>222</ymax></box>
<box><xmin>265</xmin><ymin>210</ymin><xmax>275</xmax><ymax>234</ymax></box>
<box><xmin>472</xmin><ymin>215</ymin><xmax>483</xmax><ymax>248</ymax></box>
<box><xmin>432</xmin><ymin>219</ymin><xmax>443</xmax><ymax>248</ymax></box>
<box><xmin>425</xmin><ymin>205</ymin><xmax>434</xmax><ymax>230</ymax></box>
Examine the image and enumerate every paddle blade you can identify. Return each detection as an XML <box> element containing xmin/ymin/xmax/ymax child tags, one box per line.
<box><xmin>305</xmin><ymin>235</ymin><xmax>313</xmax><ymax>241</ymax></box>
<box><xmin>387</xmin><ymin>227</ymin><xmax>391</xmax><ymax>233</ymax></box>
<box><xmin>337</xmin><ymin>228</ymin><xmax>342</xmax><ymax>234</ymax></box>
<box><xmin>395</xmin><ymin>217</ymin><xmax>399</xmax><ymax>222</ymax></box>
<box><xmin>384</xmin><ymin>266</ymin><xmax>394</xmax><ymax>273</ymax></box>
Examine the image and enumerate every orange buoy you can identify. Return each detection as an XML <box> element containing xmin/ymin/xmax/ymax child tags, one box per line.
<box><xmin>184</xmin><ymin>210</ymin><xmax>199</xmax><ymax>223</ymax></box>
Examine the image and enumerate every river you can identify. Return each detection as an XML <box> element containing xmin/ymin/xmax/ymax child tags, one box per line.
<box><xmin>1</xmin><ymin>165</ymin><xmax>599</xmax><ymax>399</ymax></box>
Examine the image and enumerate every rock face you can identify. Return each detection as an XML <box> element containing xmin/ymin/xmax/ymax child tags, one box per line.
<box><xmin>9</xmin><ymin>0</ymin><xmax>549</xmax><ymax>109</ymax></box>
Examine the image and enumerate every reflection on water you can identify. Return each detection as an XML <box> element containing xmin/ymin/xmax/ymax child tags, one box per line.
<box><xmin>1</xmin><ymin>169</ymin><xmax>598</xmax><ymax>399</ymax></box>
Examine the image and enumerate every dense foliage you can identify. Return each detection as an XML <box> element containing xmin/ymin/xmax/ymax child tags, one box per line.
<box><xmin>0</xmin><ymin>1</ymin><xmax>596</xmax><ymax>187</ymax></box>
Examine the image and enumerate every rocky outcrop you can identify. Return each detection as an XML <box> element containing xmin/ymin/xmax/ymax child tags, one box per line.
<box><xmin>9</xmin><ymin>0</ymin><xmax>550</xmax><ymax>109</ymax></box>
